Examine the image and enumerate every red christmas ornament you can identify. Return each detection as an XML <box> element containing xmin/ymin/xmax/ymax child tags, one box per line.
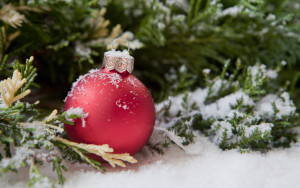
<box><xmin>64</xmin><ymin>39</ymin><xmax>155</xmax><ymax>157</ymax></box>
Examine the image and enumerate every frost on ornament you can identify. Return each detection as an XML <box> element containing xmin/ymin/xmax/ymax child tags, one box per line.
<box><xmin>104</xmin><ymin>50</ymin><xmax>132</xmax><ymax>58</ymax></box>
<box><xmin>127</xmin><ymin>76</ymin><xmax>142</xmax><ymax>88</ymax></box>
<box><xmin>116</xmin><ymin>99</ymin><xmax>130</xmax><ymax>110</ymax></box>
<box><xmin>65</xmin><ymin>107</ymin><xmax>89</xmax><ymax>127</ymax></box>
<box><xmin>66</xmin><ymin>68</ymin><xmax>123</xmax><ymax>100</ymax></box>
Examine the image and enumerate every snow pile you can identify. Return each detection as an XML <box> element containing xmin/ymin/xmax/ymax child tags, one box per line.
<box><xmin>54</xmin><ymin>144</ymin><xmax>300</xmax><ymax>188</ymax></box>
<box><xmin>2</xmin><ymin>131</ymin><xmax>300</xmax><ymax>188</ymax></box>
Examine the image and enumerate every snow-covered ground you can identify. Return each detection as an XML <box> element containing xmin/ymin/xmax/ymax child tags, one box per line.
<box><xmin>2</xmin><ymin>132</ymin><xmax>300</xmax><ymax>188</ymax></box>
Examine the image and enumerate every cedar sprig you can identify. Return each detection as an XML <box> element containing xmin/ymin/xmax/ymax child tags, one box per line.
<box><xmin>0</xmin><ymin>69</ymin><xmax>31</xmax><ymax>107</ymax></box>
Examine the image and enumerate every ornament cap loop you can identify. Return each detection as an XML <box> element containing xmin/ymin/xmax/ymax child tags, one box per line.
<box><xmin>112</xmin><ymin>37</ymin><xmax>130</xmax><ymax>52</ymax></box>
<box><xmin>103</xmin><ymin>38</ymin><xmax>134</xmax><ymax>74</ymax></box>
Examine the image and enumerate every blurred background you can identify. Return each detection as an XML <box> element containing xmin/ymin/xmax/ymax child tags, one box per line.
<box><xmin>0</xmin><ymin>0</ymin><xmax>299</xmax><ymax>110</ymax></box>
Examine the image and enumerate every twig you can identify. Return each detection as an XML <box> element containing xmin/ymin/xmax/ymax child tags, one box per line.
<box><xmin>55</xmin><ymin>137</ymin><xmax>137</xmax><ymax>167</ymax></box>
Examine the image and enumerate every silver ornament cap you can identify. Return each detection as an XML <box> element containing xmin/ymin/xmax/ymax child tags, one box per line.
<box><xmin>103</xmin><ymin>50</ymin><xmax>134</xmax><ymax>73</ymax></box>
<box><xmin>102</xmin><ymin>37</ymin><xmax>134</xmax><ymax>73</ymax></box>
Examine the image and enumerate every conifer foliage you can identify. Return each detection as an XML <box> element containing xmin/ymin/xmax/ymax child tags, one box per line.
<box><xmin>0</xmin><ymin>0</ymin><xmax>300</xmax><ymax>187</ymax></box>
<box><xmin>157</xmin><ymin>61</ymin><xmax>299</xmax><ymax>151</ymax></box>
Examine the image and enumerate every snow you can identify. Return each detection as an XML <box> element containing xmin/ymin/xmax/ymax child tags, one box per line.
<box><xmin>127</xmin><ymin>39</ymin><xmax>143</xmax><ymax>50</ymax></box>
<box><xmin>29</xmin><ymin>175</ymin><xmax>52</xmax><ymax>188</ymax></box>
<box><xmin>266</xmin><ymin>14</ymin><xmax>276</xmax><ymax>21</ymax></box>
<box><xmin>156</xmin><ymin>63</ymin><xmax>297</xmax><ymax>150</ymax></box>
<box><xmin>156</xmin><ymin>88</ymin><xmax>255</xmax><ymax>131</ymax></box>
<box><xmin>66</xmin><ymin>68</ymin><xmax>123</xmax><ymax>100</ymax></box>
<box><xmin>2</xmin><ymin>130</ymin><xmax>300</xmax><ymax>188</ymax></box>
<box><xmin>248</xmin><ymin>64</ymin><xmax>277</xmax><ymax>87</ymax></box>
<box><xmin>0</xmin><ymin>146</ymin><xmax>34</xmax><ymax>169</ymax></box>
<box><xmin>154</xmin><ymin>126</ymin><xmax>187</xmax><ymax>152</ymax></box>
<box><xmin>210</xmin><ymin>79</ymin><xmax>224</xmax><ymax>95</ymax></box>
<box><xmin>211</xmin><ymin>121</ymin><xmax>233</xmax><ymax>144</ymax></box>
<box><xmin>127</xmin><ymin>77</ymin><xmax>142</xmax><ymax>87</ymax></box>
<box><xmin>221</xmin><ymin>6</ymin><xmax>242</xmax><ymax>16</ymax></box>
<box><xmin>201</xmin><ymin>91</ymin><xmax>254</xmax><ymax>120</ymax></box>
<box><xmin>255</xmin><ymin>92</ymin><xmax>296</xmax><ymax>119</ymax></box>
<box><xmin>20</xmin><ymin>122</ymin><xmax>55</xmax><ymax>140</ymax></box>
<box><xmin>157</xmin><ymin>22</ymin><xmax>166</xmax><ymax>30</ymax></box>
<box><xmin>75</xmin><ymin>41</ymin><xmax>91</xmax><ymax>57</ymax></box>
<box><xmin>116</xmin><ymin>99</ymin><xmax>130</xmax><ymax>110</ymax></box>
<box><xmin>203</xmin><ymin>68</ymin><xmax>211</xmax><ymax>74</ymax></box>
<box><xmin>172</xmin><ymin>14</ymin><xmax>186</xmax><ymax>22</ymax></box>
<box><xmin>104</xmin><ymin>50</ymin><xmax>133</xmax><ymax>58</ymax></box>
<box><xmin>244</xmin><ymin>123</ymin><xmax>273</xmax><ymax>138</ymax></box>
<box><xmin>65</xmin><ymin>107</ymin><xmax>89</xmax><ymax>127</ymax></box>
<box><xmin>281</xmin><ymin>60</ymin><xmax>287</xmax><ymax>66</ymax></box>
<box><xmin>158</xmin><ymin>88</ymin><xmax>253</xmax><ymax>121</ymax></box>
<box><xmin>266</xmin><ymin>69</ymin><xmax>278</xmax><ymax>79</ymax></box>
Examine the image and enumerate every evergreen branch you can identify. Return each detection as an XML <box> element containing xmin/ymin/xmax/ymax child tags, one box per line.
<box><xmin>0</xmin><ymin>70</ymin><xmax>31</xmax><ymax>107</ymax></box>
<box><xmin>54</xmin><ymin>137</ymin><xmax>137</xmax><ymax>168</ymax></box>
<box><xmin>158</xmin><ymin>60</ymin><xmax>300</xmax><ymax>151</ymax></box>
<box><xmin>0</xmin><ymin>55</ymin><xmax>8</xmax><ymax>72</ymax></box>
<box><xmin>13</xmin><ymin>56</ymin><xmax>37</xmax><ymax>92</ymax></box>
<box><xmin>28</xmin><ymin>161</ymin><xmax>55</xmax><ymax>188</ymax></box>
<box><xmin>53</xmin><ymin>156</ymin><xmax>66</xmax><ymax>185</ymax></box>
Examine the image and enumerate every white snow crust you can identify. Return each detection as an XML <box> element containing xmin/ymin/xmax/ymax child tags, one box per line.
<box><xmin>65</xmin><ymin>69</ymin><xmax>123</xmax><ymax>101</ymax></box>
<box><xmin>221</xmin><ymin>6</ymin><xmax>242</xmax><ymax>16</ymax></box>
<box><xmin>104</xmin><ymin>50</ymin><xmax>133</xmax><ymax>58</ymax></box>
<box><xmin>2</xmin><ymin>130</ymin><xmax>300</xmax><ymax>188</ymax></box>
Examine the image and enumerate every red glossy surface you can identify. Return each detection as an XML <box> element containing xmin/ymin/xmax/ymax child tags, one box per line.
<box><xmin>64</xmin><ymin>68</ymin><xmax>155</xmax><ymax>156</ymax></box>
